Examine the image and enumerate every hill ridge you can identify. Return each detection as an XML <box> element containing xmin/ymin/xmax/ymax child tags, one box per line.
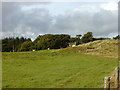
<box><xmin>58</xmin><ymin>39</ymin><xmax>118</xmax><ymax>58</ymax></box>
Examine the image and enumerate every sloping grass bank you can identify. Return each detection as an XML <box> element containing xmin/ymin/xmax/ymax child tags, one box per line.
<box><xmin>58</xmin><ymin>39</ymin><xmax>118</xmax><ymax>58</ymax></box>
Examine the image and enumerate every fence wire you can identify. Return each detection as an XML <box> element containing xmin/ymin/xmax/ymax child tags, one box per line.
<box><xmin>106</xmin><ymin>73</ymin><xmax>115</xmax><ymax>88</ymax></box>
<box><xmin>105</xmin><ymin>67</ymin><xmax>118</xmax><ymax>88</ymax></box>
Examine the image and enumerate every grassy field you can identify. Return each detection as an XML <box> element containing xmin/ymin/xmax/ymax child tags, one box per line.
<box><xmin>2</xmin><ymin>49</ymin><xmax>117</xmax><ymax>88</ymax></box>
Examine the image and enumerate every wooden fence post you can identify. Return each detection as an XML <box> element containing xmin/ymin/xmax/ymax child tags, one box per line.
<box><xmin>104</xmin><ymin>76</ymin><xmax>110</xmax><ymax>90</ymax></box>
<box><xmin>115</xmin><ymin>67</ymin><xmax>118</xmax><ymax>88</ymax></box>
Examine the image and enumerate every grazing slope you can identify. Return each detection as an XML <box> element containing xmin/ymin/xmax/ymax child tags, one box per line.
<box><xmin>59</xmin><ymin>39</ymin><xmax>118</xmax><ymax>58</ymax></box>
<box><xmin>2</xmin><ymin>39</ymin><xmax>118</xmax><ymax>88</ymax></box>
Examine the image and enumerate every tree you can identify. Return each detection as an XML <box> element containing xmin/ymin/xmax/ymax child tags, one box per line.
<box><xmin>34</xmin><ymin>35</ymin><xmax>42</xmax><ymax>43</ymax></box>
<box><xmin>70</xmin><ymin>37</ymin><xmax>76</xmax><ymax>43</ymax></box>
<box><xmin>76</xmin><ymin>34</ymin><xmax>82</xmax><ymax>45</ymax></box>
<box><xmin>113</xmin><ymin>35</ymin><xmax>120</xmax><ymax>40</ymax></box>
<box><xmin>76</xmin><ymin>34</ymin><xmax>82</xmax><ymax>39</ymax></box>
<box><xmin>27</xmin><ymin>38</ymin><xmax>32</xmax><ymax>41</ymax></box>
<box><xmin>2</xmin><ymin>37</ymin><xmax>32</xmax><ymax>52</ymax></box>
<box><xmin>18</xmin><ymin>41</ymin><xmax>34</xmax><ymax>51</ymax></box>
<box><xmin>81</xmin><ymin>32</ymin><xmax>93</xmax><ymax>43</ymax></box>
<box><xmin>2</xmin><ymin>38</ymin><xmax>9</xmax><ymax>52</ymax></box>
<box><xmin>36</xmin><ymin>34</ymin><xmax>70</xmax><ymax>50</ymax></box>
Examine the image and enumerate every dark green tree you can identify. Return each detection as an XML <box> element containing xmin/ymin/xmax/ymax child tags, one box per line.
<box><xmin>36</xmin><ymin>34</ymin><xmax>70</xmax><ymax>50</ymax></box>
<box><xmin>2</xmin><ymin>37</ymin><xmax>32</xmax><ymax>52</ymax></box>
<box><xmin>81</xmin><ymin>32</ymin><xmax>93</xmax><ymax>43</ymax></box>
<box><xmin>76</xmin><ymin>34</ymin><xmax>82</xmax><ymax>39</ymax></box>
<box><xmin>113</xmin><ymin>35</ymin><xmax>120</xmax><ymax>40</ymax></box>
<box><xmin>18</xmin><ymin>41</ymin><xmax>34</xmax><ymax>51</ymax></box>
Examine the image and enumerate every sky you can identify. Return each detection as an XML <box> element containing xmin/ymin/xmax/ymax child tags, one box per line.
<box><xmin>1</xmin><ymin>0</ymin><xmax>118</xmax><ymax>41</ymax></box>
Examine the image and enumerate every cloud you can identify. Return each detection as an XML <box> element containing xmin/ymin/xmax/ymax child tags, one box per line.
<box><xmin>100</xmin><ymin>1</ymin><xmax>118</xmax><ymax>11</ymax></box>
<box><xmin>2</xmin><ymin>2</ymin><xmax>53</xmax><ymax>40</ymax></box>
<box><xmin>51</xmin><ymin>3</ymin><xmax>117</xmax><ymax>37</ymax></box>
<box><xmin>2</xmin><ymin>2</ymin><xmax>118</xmax><ymax>40</ymax></box>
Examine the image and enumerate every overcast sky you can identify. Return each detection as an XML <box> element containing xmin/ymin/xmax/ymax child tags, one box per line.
<box><xmin>1</xmin><ymin>1</ymin><xmax>118</xmax><ymax>40</ymax></box>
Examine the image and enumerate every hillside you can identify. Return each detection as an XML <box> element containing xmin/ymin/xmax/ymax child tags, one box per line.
<box><xmin>2</xmin><ymin>39</ymin><xmax>118</xmax><ymax>88</ymax></box>
<box><xmin>58</xmin><ymin>39</ymin><xmax>118</xmax><ymax>58</ymax></box>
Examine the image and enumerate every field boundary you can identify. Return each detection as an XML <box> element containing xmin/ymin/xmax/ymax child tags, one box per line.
<box><xmin>104</xmin><ymin>67</ymin><xmax>118</xmax><ymax>89</ymax></box>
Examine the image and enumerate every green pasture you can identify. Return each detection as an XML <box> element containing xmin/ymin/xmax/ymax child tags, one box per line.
<box><xmin>2</xmin><ymin>50</ymin><xmax>117</xmax><ymax>88</ymax></box>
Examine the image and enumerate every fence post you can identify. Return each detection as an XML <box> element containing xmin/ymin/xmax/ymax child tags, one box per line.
<box><xmin>104</xmin><ymin>76</ymin><xmax>110</xmax><ymax>90</ymax></box>
<box><xmin>115</xmin><ymin>67</ymin><xmax>118</xmax><ymax>88</ymax></box>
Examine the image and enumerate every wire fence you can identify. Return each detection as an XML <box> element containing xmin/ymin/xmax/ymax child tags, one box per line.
<box><xmin>104</xmin><ymin>67</ymin><xmax>118</xmax><ymax>89</ymax></box>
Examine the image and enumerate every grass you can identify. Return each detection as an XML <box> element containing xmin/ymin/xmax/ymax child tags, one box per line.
<box><xmin>2</xmin><ymin>49</ymin><xmax>118</xmax><ymax>88</ymax></box>
<box><xmin>59</xmin><ymin>39</ymin><xmax>118</xmax><ymax>58</ymax></box>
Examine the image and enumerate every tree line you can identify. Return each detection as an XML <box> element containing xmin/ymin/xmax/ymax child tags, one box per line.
<box><xmin>1</xmin><ymin>32</ymin><xmax>119</xmax><ymax>52</ymax></box>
